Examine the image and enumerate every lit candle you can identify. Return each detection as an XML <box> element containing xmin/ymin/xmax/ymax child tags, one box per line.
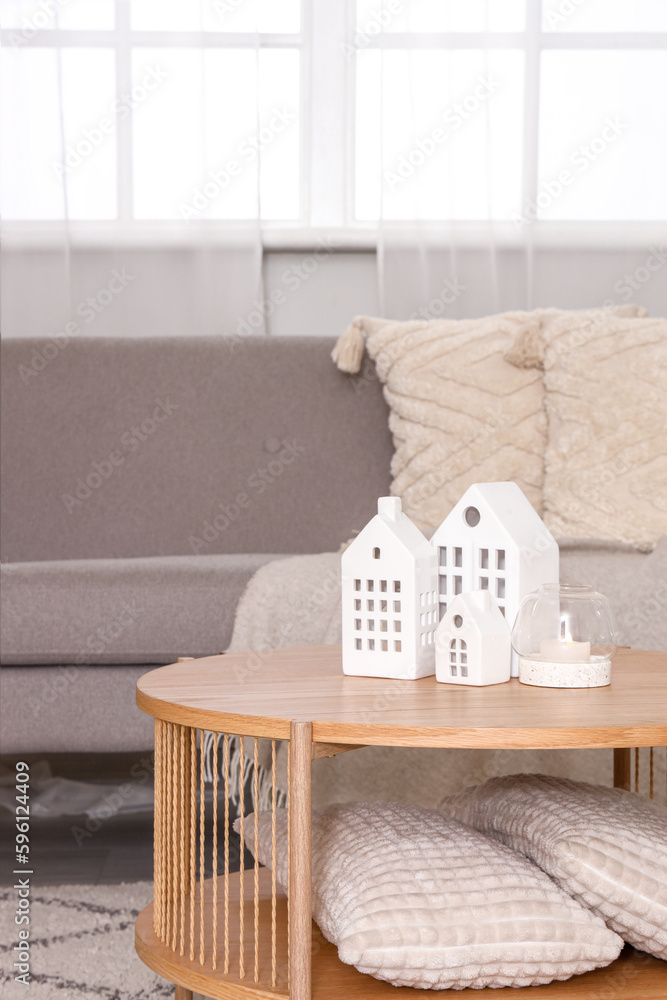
<box><xmin>539</xmin><ymin>633</ymin><xmax>590</xmax><ymax>663</ymax></box>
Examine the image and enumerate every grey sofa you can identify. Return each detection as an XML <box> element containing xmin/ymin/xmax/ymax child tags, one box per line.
<box><xmin>1</xmin><ymin>336</ymin><xmax>393</xmax><ymax>752</ymax></box>
<box><xmin>1</xmin><ymin>335</ymin><xmax>665</xmax><ymax>755</ymax></box>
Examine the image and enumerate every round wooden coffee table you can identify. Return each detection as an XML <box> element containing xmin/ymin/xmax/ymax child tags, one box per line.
<box><xmin>135</xmin><ymin>645</ymin><xmax>667</xmax><ymax>1000</ymax></box>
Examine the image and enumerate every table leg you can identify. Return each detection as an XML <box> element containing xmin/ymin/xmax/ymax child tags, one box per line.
<box><xmin>174</xmin><ymin>986</ymin><xmax>192</xmax><ymax>1000</ymax></box>
<box><xmin>289</xmin><ymin>721</ymin><xmax>313</xmax><ymax>1000</ymax></box>
<box><xmin>613</xmin><ymin>747</ymin><xmax>632</xmax><ymax>790</ymax></box>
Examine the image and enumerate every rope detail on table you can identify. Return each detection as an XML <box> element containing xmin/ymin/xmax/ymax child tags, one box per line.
<box><xmin>223</xmin><ymin>732</ymin><xmax>230</xmax><ymax>976</ymax></box>
<box><xmin>254</xmin><ymin>737</ymin><xmax>260</xmax><ymax>983</ymax></box>
<box><xmin>178</xmin><ymin>724</ymin><xmax>186</xmax><ymax>957</ymax></box>
<box><xmin>212</xmin><ymin>731</ymin><xmax>219</xmax><ymax>971</ymax></box>
<box><xmin>199</xmin><ymin>729</ymin><xmax>206</xmax><ymax>966</ymax></box>
<box><xmin>632</xmin><ymin>746</ymin><xmax>666</xmax><ymax>802</ymax></box>
<box><xmin>271</xmin><ymin>737</ymin><xmax>278</xmax><ymax>989</ymax></box>
<box><xmin>238</xmin><ymin>734</ymin><xmax>246</xmax><ymax>980</ymax></box>
<box><xmin>189</xmin><ymin>727</ymin><xmax>196</xmax><ymax>962</ymax></box>
<box><xmin>161</xmin><ymin>729</ymin><xmax>289</xmax><ymax>986</ymax></box>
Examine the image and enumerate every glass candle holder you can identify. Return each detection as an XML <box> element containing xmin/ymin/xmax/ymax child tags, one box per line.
<box><xmin>511</xmin><ymin>584</ymin><xmax>617</xmax><ymax>688</ymax></box>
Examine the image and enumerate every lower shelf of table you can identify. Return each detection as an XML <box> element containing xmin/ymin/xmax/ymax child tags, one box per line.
<box><xmin>135</xmin><ymin>871</ymin><xmax>667</xmax><ymax>1000</ymax></box>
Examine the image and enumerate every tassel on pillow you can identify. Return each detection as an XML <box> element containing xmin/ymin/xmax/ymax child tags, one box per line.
<box><xmin>504</xmin><ymin>316</ymin><xmax>545</xmax><ymax>369</ymax></box>
<box><xmin>331</xmin><ymin>316</ymin><xmax>366</xmax><ymax>374</ymax></box>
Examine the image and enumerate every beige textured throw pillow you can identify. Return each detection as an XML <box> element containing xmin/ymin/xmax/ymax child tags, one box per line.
<box><xmin>439</xmin><ymin>775</ymin><xmax>667</xmax><ymax>960</ymax></box>
<box><xmin>332</xmin><ymin>312</ymin><xmax>546</xmax><ymax>536</ymax></box>
<box><xmin>331</xmin><ymin>306</ymin><xmax>647</xmax><ymax>538</ymax></box>
<box><xmin>510</xmin><ymin>311</ymin><xmax>666</xmax><ymax>550</ymax></box>
<box><xmin>239</xmin><ymin>801</ymin><xmax>622</xmax><ymax>989</ymax></box>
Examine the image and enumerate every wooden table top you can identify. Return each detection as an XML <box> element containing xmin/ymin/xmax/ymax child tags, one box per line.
<box><xmin>136</xmin><ymin>645</ymin><xmax>667</xmax><ymax>749</ymax></box>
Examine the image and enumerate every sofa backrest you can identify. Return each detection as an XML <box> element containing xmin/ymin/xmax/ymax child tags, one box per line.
<box><xmin>1</xmin><ymin>336</ymin><xmax>392</xmax><ymax>562</ymax></box>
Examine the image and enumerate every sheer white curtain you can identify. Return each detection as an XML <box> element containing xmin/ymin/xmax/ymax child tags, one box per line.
<box><xmin>362</xmin><ymin>0</ymin><xmax>531</xmax><ymax>321</ymax></box>
<box><xmin>361</xmin><ymin>0</ymin><xmax>667</xmax><ymax>322</ymax></box>
<box><xmin>0</xmin><ymin>0</ymin><xmax>272</xmax><ymax>340</ymax></box>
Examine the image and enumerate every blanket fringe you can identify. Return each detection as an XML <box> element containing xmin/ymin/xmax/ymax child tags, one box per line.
<box><xmin>331</xmin><ymin>316</ymin><xmax>366</xmax><ymax>373</ymax></box>
<box><xmin>203</xmin><ymin>731</ymin><xmax>286</xmax><ymax>812</ymax></box>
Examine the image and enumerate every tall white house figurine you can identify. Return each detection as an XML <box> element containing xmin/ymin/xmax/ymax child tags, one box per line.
<box><xmin>435</xmin><ymin>590</ymin><xmax>511</xmax><ymax>686</ymax></box>
<box><xmin>430</xmin><ymin>482</ymin><xmax>559</xmax><ymax>677</ymax></box>
<box><xmin>342</xmin><ymin>496</ymin><xmax>438</xmax><ymax>679</ymax></box>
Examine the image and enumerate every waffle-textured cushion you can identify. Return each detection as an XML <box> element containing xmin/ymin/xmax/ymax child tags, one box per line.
<box><xmin>240</xmin><ymin>801</ymin><xmax>621</xmax><ymax>989</ymax></box>
<box><xmin>439</xmin><ymin>775</ymin><xmax>667</xmax><ymax>960</ymax></box>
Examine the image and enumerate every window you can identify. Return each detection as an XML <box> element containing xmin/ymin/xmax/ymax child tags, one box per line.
<box><xmin>2</xmin><ymin>1</ymin><xmax>665</xmax><ymax>229</ymax></box>
<box><xmin>1</xmin><ymin>0</ymin><xmax>301</xmax><ymax>222</ymax></box>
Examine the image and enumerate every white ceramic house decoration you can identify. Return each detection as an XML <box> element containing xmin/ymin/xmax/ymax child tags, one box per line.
<box><xmin>341</xmin><ymin>496</ymin><xmax>438</xmax><ymax>679</ymax></box>
<box><xmin>430</xmin><ymin>482</ymin><xmax>559</xmax><ymax>677</ymax></box>
<box><xmin>435</xmin><ymin>590</ymin><xmax>511</xmax><ymax>686</ymax></box>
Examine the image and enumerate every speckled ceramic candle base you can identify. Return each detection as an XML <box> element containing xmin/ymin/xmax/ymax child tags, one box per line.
<box><xmin>518</xmin><ymin>656</ymin><xmax>611</xmax><ymax>688</ymax></box>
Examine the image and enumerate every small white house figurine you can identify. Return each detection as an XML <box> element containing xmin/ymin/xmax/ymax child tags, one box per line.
<box><xmin>435</xmin><ymin>590</ymin><xmax>511</xmax><ymax>686</ymax></box>
<box><xmin>341</xmin><ymin>496</ymin><xmax>438</xmax><ymax>679</ymax></box>
<box><xmin>430</xmin><ymin>482</ymin><xmax>559</xmax><ymax>676</ymax></box>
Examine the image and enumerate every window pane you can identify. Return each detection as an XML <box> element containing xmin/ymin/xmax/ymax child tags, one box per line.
<box><xmin>538</xmin><ymin>51</ymin><xmax>667</xmax><ymax>221</ymax></box>
<box><xmin>1</xmin><ymin>48</ymin><xmax>116</xmax><ymax>220</ymax></box>
<box><xmin>132</xmin><ymin>48</ymin><xmax>300</xmax><ymax>220</ymax></box>
<box><xmin>355</xmin><ymin>49</ymin><xmax>524</xmax><ymax>220</ymax></box>
<box><xmin>542</xmin><ymin>0</ymin><xmax>667</xmax><ymax>32</ymax></box>
<box><xmin>1</xmin><ymin>0</ymin><xmax>114</xmax><ymax>30</ymax></box>
<box><xmin>130</xmin><ymin>0</ymin><xmax>300</xmax><ymax>32</ymax></box>
<box><xmin>356</xmin><ymin>0</ymin><xmax>525</xmax><ymax>33</ymax></box>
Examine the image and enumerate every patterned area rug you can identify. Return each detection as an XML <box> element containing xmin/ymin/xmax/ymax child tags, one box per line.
<box><xmin>0</xmin><ymin>882</ymin><xmax>205</xmax><ymax>999</ymax></box>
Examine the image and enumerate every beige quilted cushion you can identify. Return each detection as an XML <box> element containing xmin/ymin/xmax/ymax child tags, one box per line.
<box><xmin>536</xmin><ymin>314</ymin><xmax>666</xmax><ymax>550</ymax></box>
<box><xmin>240</xmin><ymin>801</ymin><xmax>622</xmax><ymax>989</ymax></box>
<box><xmin>331</xmin><ymin>307</ymin><xmax>646</xmax><ymax>537</ymax></box>
<box><xmin>439</xmin><ymin>775</ymin><xmax>667</xmax><ymax>960</ymax></box>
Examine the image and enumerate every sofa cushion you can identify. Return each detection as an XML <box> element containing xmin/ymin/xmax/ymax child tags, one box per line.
<box><xmin>0</xmin><ymin>336</ymin><xmax>393</xmax><ymax>563</ymax></box>
<box><xmin>0</xmin><ymin>665</ymin><xmax>155</xmax><ymax>753</ymax></box>
<box><xmin>241</xmin><ymin>801</ymin><xmax>622</xmax><ymax>990</ymax></box>
<box><xmin>0</xmin><ymin>553</ymin><xmax>281</xmax><ymax>665</ymax></box>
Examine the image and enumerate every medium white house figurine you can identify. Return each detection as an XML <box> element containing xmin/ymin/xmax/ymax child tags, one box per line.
<box><xmin>435</xmin><ymin>590</ymin><xmax>511</xmax><ymax>686</ymax></box>
<box><xmin>430</xmin><ymin>482</ymin><xmax>558</xmax><ymax>676</ymax></box>
<box><xmin>341</xmin><ymin>496</ymin><xmax>438</xmax><ymax>679</ymax></box>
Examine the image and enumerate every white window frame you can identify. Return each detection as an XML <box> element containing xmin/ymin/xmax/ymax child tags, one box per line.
<box><xmin>2</xmin><ymin>0</ymin><xmax>666</xmax><ymax>249</ymax></box>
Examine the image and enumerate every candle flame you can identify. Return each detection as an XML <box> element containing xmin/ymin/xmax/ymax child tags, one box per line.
<box><xmin>564</xmin><ymin>631</ymin><xmax>573</xmax><ymax>645</ymax></box>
